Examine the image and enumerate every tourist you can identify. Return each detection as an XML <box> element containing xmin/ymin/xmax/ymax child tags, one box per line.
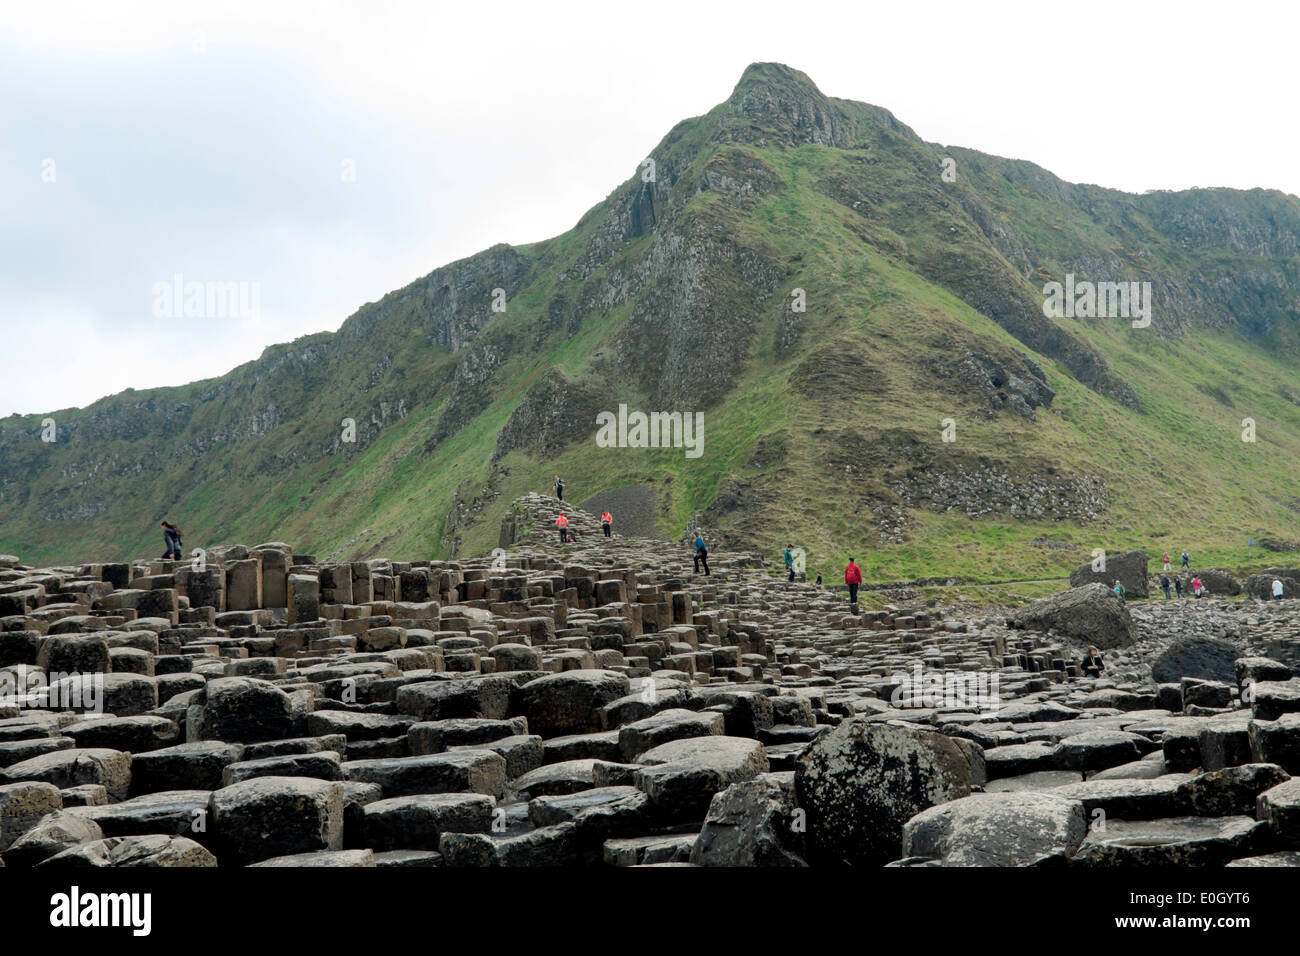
<box><xmin>1175</xmin><ymin>577</ymin><xmax>1183</xmax><ymax>598</ymax></box>
<box><xmin>693</xmin><ymin>534</ymin><xmax>709</xmax><ymax>576</ymax></box>
<box><xmin>160</xmin><ymin>521</ymin><xmax>183</xmax><ymax>559</ymax></box>
<box><xmin>815</xmin><ymin>573</ymin><xmax>823</xmax><ymax>586</ymax></box>
<box><xmin>1181</xmin><ymin>550</ymin><xmax>1189</xmax><ymax>568</ymax></box>
<box><xmin>1160</xmin><ymin>574</ymin><xmax>1172</xmax><ymax>600</ymax></box>
<box><xmin>601</xmin><ymin>511</ymin><xmax>613</xmax><ymax>538</ymax></box>
<box><xmin>554</xmin><ymin>475</ymin><xmax>564</xmax><ymax>502</ymax></box>
<box><xmin>844</xmin><ymin>557</ymin><xmax>862</xmax><ymax>613</ymax></box>
<box><xmin>1162</xmin><ymin>552</ymin><xmax>1172</xmax><ymax>573</ymax></box>
<box><xmin>556</xmin><ymin>512</ymin><xmax>569</xmax><ymax>543</ymax></box>
<box><xmin>784</xmin><ymin>544</ymin><xmax>795</xmax><ymax>582</ymax></box>
<box><xmin>1273</xmin><ymin>578</ymin><xmax>1285</xmax><ymax>601</ymax></box>
<box><xmin>1081</xmin><ymin>645</ymin><xmax>1105</xmax><ymax>678</ymax></box>
<box><xmin>1192</xmin><ymin>575</ymin><xmax>1204</xmax><ymax>598</ymax></box>
<box><xmin>1113</xmin><ymin>579</ymin><xmax>1125</xmax><ymax>601</ymax></box>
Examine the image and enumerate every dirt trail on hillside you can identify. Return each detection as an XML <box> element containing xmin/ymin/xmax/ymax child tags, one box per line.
<box><xmin>577</xmin><ymin>484</ymin><xmax>661</xmax><ymax>540</ymax></box>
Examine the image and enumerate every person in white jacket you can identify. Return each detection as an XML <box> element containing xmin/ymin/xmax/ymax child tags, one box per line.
<box><xmin>1273</xmin><ymin>578</ymin><xmax>1285</xmax><ymax>601</ymax></box>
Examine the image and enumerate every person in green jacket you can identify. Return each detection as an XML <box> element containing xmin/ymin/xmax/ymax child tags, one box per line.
<box><xmin>1113</xmin><ymin>579</ymin><xmax>1125</xmax><ymax>601</ymax></box>
<box><xmin>784</xmin><ymin>545</ymin><xmax>795</xmax><ymax>582</ymax></box>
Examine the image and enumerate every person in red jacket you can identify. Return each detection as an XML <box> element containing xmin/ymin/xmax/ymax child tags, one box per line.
<box><xmin>601</xmin><ymin>511</ymin><xmax>613</xmax><ymax>538</ymax></box>
<box><xmin>556</xmin><ymin>513</ymin><xmax>569</xmax><ymax>543</ymax></box>
<box><xmin>844</xmin><ymin>558</ymin><xmax>862</xmax><ymax>612</ymax></box>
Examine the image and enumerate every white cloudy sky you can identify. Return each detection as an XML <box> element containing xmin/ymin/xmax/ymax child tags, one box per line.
<box><xmin>2</xmin><ymin>0</ymin><xmax>1296</xmax><ymax>417</ymax></box>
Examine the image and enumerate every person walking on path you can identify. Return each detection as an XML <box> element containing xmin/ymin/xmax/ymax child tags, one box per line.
<box><xmin>601</xmin><ymin>511</ymin><xmax>613</xmax><ymax>538</ymax></box>
<box><xmin>556</xmin><ymin>512</ymin><xmax>569</xmax><ymax>543</ymax></box>
<box><xmin>161</xmin><ymin>521</ymin><xmax>183</xmax><ymax>560</ymax></box>
<box><xmin>693</xmin><ymin>534</ymin><xmax>709</xmax><ymax>576</ymax></box>
<box><xmin>1181</xmin><ymin>550</ymin><xmax>1190</xmax><ymax>569</ymax></box>
<box><xmin>784</xmin><ymin>545</ymin><xmax>795</xmax><ymax>582</ymax></box>
<box><xmin>1273</xmin><ymin>578</ymin><xmax>1285</xmax><ymax>601</ymax></box>
<box><xmin>554</xmin><ymin>476</ymin><xmax>564</xmax><ymax>502</ymax></box>
<box><xmin>844</xmin><ymin>557</ymin><xmax>863</xmax><ymax>614</ymax></box>
<box><xmin>1162</xmin><ymin>553</ymin><xmax>1172</xmax><ymax>573</ymax></box>
<box><xmin>1160</xmin><ymin>574</ymin><xmax>1172</xmax><ymax>600</ymax></box>
<box><xmin>1081</xmin><ymin>645</ymin><xmax>1105</xmax><ymax>678</ymax></box>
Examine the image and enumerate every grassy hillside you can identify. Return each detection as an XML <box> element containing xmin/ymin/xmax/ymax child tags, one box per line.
<box><xmin>3</xmin><ymin>63</ymin><xmax>1299</xmax><ymax>586</ymax></box>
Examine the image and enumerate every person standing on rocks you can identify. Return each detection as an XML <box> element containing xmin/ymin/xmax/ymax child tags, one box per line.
<box><xmin>1192</xmin><ymin>575</ymin><xmax>1204</xmax><ymax>598</ymax></box>
<box><xmin>554</xmin><ymin>475</ymin><xmax>564</xmax><ymax>502</ymax></box>
<box><xmin>1160</xmin><ymin>573</ymin><xmax>1172</xmax><ymax>600</ymax></box>
<box><xmin>784</xmin><ymin>544</ymin><xmax>795</xmax><ymax>582</ymax></box>
<box><xmin>844</xmin><ymin>557</ymin><xmax>863</xmax><ymax>613</ymax></box>
<box><xmin>1273</xmin><ymin>578</ymin><xmax>1285</xmax><ymax>601</ymax></box>
<box><xmin>693</xmin><ymin>534</ymin><xmax>709</xmax><ymax>576</ymax></box>
<box><xmin>1174</xmin><ymin>577</ymin><xmax>1183</xmax><ymax>598</ymax></box>
<box><xmin>1081</xmin><ymin>645</ymin><xmax>1105</xmax><ymax>678</ymax></box>
<box><xmin>1113</xmin><ymin>579</ymin><xmax>1125</xmax><ymax>601</ymax></box>
<box><xmin>556</xmin><ymin>512</ymin><xmax>569</xmax><ymax>543</ymax></box>
<box><xmin>601</xmin><ymin>510</ymin><xmax>612</xmax><ymax>538</ymax></box>
<box><xmin>160</xmin><ymin>520</ymin><xmax>183</xmax><ymax>560</ymax></box>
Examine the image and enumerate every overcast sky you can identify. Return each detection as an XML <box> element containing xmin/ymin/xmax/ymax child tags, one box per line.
<box><xmin>2</xmin><ymin>0</ymin><xmax>1296</xmax><ymax>418</ymax></box>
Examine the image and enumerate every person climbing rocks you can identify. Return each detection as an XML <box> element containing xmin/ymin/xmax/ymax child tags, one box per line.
<box><xmin>1160</xmin><ymin>573</ymin><xmax>1172</xmax><ymax>600</ymax></box>
<box><xmin>1181</xmin><ymin>550</ymin><xmax>1190</xmax><ymax>568</ymax></box>
<box><xmin>1081</xmin><ymin>645</ymin><xmax>1105</xmax><ymax>678</ymax></box>
<box><xmin>693</xmin><ymin>534</ymin><xmax>709</xmax><ymax>576</ymax></box>
<box><xmin>1162</xmin><ymin>553</ymin><xmax>1172</xmax><ymax>573</ymax></box>
<box><xmin>784</xmin><ymin>544</ymin><xmax>795</xmax><ymax>582</ymax></box>
<box><xmin>1113</xmin><ymin>579</ymin><xmax>1125</xmax><ymax>601</ymax></box>
<box><xmin>1175</xmin><ymin>577</ymin><xmax>1184</xmax><ymax>598</ymax></box>
<box><xmin>1273</xmin><ymin>578</ymin><xmax>1285</xmax><ymax>601</ymax></box>
<box><xmin>844</xmin><ymin>557</ymin><xmax>862</xmax><ymax>614</ymax></box>
<box><xmin>160</xmin><ymin>520</ymin><xmax>183</xmax><ymax>560</ymax></box>
<box><xmin>1192</xmin><ymin>575</ymin><xmax>1204</xmax><ymax>598</ymax></box>
<box><xmin>556</xmin><ymin>512</ymin><xmax>569</xmax><ymax>543</ymax></box>
<box><xmin>601</xmin><ymin>511</ymin><xmax>612</xmax><ymax>538</ymax></box>
<box><xmin>554</xmin><ymin>475</ymin><xmax>564</xmax><ymax>502</ymax></box>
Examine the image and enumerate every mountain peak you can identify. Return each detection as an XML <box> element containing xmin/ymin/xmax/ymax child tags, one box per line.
<box><xmin>723</xmin><ymin>62</ymin><xmax>852</xmax><ymax>147</ymax></box>
<box><xmin>729</xmin><ymin>62</ymin><xmax>826</xmax><ymax>101</ymax></box>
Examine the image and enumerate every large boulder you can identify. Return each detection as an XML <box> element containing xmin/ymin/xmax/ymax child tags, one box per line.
<box><xmin>190</xmin><ymin>677</ymin><xmax>294</xmax><ymax>743</ymax></box>
<box><xmin>1246</xmin><ymin>569</ymin><xmax>1300</xmax><ymax>600</ymax></box>
<box><xmin>342</xmin><ymin>750</ymin><xmax>506</xmax><ymax>798</ymax></box>
<box><xmin>1253</xmin><ymin>680</ymin><xmax>1300</xmax><ymax>721</ymax></box>
<box><xmin>36</xmin><ymin>634</ymin><xmax>110</xmax><ymax>675</ymax></box>
<box><xmin>1073</xmin><ymin>816</ymin><xmax>1265</xmax><ymax>866</ymax></box>
<box><xmin>794</xmin><ymin>719</ymin><xmax>975</xmax><ymax>866</ymax></box>
<box><xmin>0</xmin><ymin>781</ymin><xmax>63</xmax><ymax>851</ymax></box>
<box><xmin>1249</xmin><ymin>714</ymin><xmax>1300</xmax><ymax>774</ymax></box>
<box><xmin>129</xmin><ymin>741</ymin><xmax>246</xmax><ymax>795</ymax></box>
<box><xmin>208</xmin><ymin>777</ymin><xmax>344</xmax><ymax>865</ymax></box>
<box><xmin>1</xmin><ymin>748</ymin><xmax>131</xmax><ymax>801</ymax></box>
<box><xmin>1152</xmin><ymin>637</ymin><xmax>1242</xmax><ymax>685</ymax></box>
<box><xmin>516</xmin><ymin>670</ymin><xmax>630</xmax><ymax>738</ymax></box>
<box><xmin>901</xmin><ymin>792</ymin><xmax>1087</xmax><ymax>866</ymax></box>
<box><xmin>2</xmin><ymin>810</ymin><xmax>103</xmax><ymax>867</ymax></box>
<box><xmin>362</xmin><ymin>793</ymin><xmax>494</xmax><ymax>850</ymax></box>
<box><xmin>634</xmin><ymin>737</ymin><xmax>769</xmax><ymax>821</ymax></box>
<box><xmin>1186</xmin><ymin>568</ymin><xmax>1241</xmax><ymax>596</ymax></box>
<box><xmin>1007</xmin><ymin>584</ymin><xmax>1136</xmax><ymax>649</ymax></box>
<box><xmin>1068</xmin><ymin>549</ymin><xmax>1148</xmax><ymax>598</ymax></box>
<box><xmin>37</xmin><ymin>834</ymin><xmax>216</xmax><ymax>867</ymax></box>
<box><xmin>690</xmin><ymin>777</ymin><xmax>806</xmax><ymax>866</ymax></box>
